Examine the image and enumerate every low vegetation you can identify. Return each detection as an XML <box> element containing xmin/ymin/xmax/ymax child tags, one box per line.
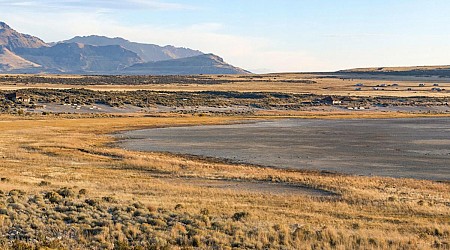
<box><xmin>1</xmin><ymin>88</ymin><xmax>450</xmax><ymax>116</ymax></box>
<box><xmin>0</xmin><ymin>74</ymin><xmax>319</xmax><ymax>85</ymax></box>
<box><xmin>0</xmin><ymin>74</ymin><xmax>449</xmax><ymax>249</ymax></box>
<box><xmin>0</xmin><ymin>75</ymin><xmax>236</xmax><ymax>85</ymax></box>
<box><xmin>0</xmin><ymin>115</ymin><xmax>448</xmax><ymax>249</ymax></box>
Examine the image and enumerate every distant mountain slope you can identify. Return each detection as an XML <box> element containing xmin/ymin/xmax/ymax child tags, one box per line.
<box><xmin>63</xmin><ymin>35</ymin><xmax>203</xmax><ymax>62</ymax></box>
<box><xmin>0</xmin><ymin>21</ymin><xmax>249</xmax><ymax>75</ymax></box>
<box><xmin>0</xmin><ymin>46</ymin><xmax>41</xmax><ymax>71</ymax></box>
<box><xmin>339</xmin><ymin>65</ymin><xmax>450</xmax><ymax>77</ymax></box>
<box><xmin>124</xmin><ymin>53</ymin><xmax>251</xmax><ymax>75</ymax></box>
<box><xmin>0</xmin><ymin>22</ymin><xmax>48</xmax><ymax>51</ymax></box>
<box><xmin>340</xmin><ymin>65</ymin><xmax>450</xmax><ymax>72</ymax></box>
<box><xmin>15</xmin><ymin>43</ymin><xmax>143</xmax><ymax>73</ymax></box>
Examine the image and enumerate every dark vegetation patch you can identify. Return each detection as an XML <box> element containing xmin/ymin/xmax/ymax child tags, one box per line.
<box><xmin>0</xmin><ymin>75</ymin><xmax>233</xmax><ymax>85</ymax></box>
<box><xmin>0</xmin><ymin>75</ymin><xmax>318</xmax><ymax>85</ymax></box>
<box><xmin>0</xmin><ymin>88</ymin><xmax>321</xmax><ymax>114</ymax></box>
<box><xmin>1</xmin><ymin>87</ymin><xmax>449</xmax><ymax>115</ymax></box>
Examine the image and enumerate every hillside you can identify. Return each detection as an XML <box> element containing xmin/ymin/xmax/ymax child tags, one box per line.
<box><xmin>0</xmin><ymin>46</ymin><xmax>41</xmax><ymax>71</ymax></box>
<box><xmin>15</xmin><ymin>43</ymin><xmax>143</xmax><ymax>73</ymax></box>
<box><xmin>339</xmin><ymin>65</ymin><xmax>450</xmax><ymax>77</ymax></box>
<box><xmin>0</xmin><ymin>22</ymin><xmax>249</xmax><ymax>75</ymax></box>
<box><xmin>124</xmin><ymin>53</ymin><xmax>251</xmax><ymax>75</ymax></box>
<box><xmin>63</xmin><ymin>35</ymin><xmax>203</xmax><ymax>62</ymax></box>
<box><xmin>0</xmin><ymin>22</ymin><xmax>48</xmax><ymax>51</ymax></box>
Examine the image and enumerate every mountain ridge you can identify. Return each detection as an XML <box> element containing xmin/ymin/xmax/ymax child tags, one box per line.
<box><xmin>0</xmin><ymin>46</ymin><xmax>42</xmax><ymax>71</ymax></box>
<box><xmin>340</xmin><ymin>65</ymin><xmax>450</xmax><ymax>73</ymax></box>
<box><xmin>0</xmin><ymin>21</ymin><xmax>249</xmax><ymax>75</ymax></box>
<box><xmin>15</xmin><ymin>42</ymin><xmax>143</xmax><ymax>73</ymax></box>
<box><xmin>338</xmin><ymin>65</ymin><xmax>450</xmax><ymax>77</ymax></box>
<box><xmin>0</xmin><ymin>21</ymin><xmax>48</xmax><ymax>51</ymax></box>
<box><xmin>124</xmin><ymin>53</ymin><xmax>250</xmax><ymax>75</ymax></box>
<box><xmin>62</xmin><ymin>35</ymin><xmax>204</xmax><ymax>62</ymax></box>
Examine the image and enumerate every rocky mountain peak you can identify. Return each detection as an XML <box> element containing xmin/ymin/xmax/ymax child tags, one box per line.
<box><xmin>0</xmin><ymin>22</ymin><xmax>249</xmax><ymax>74</ymax></box>
<box><xmin>0</xmin><ymin>21</ymin><xmax>48</xmax><ymax>51</ymax></box>
<box><xmin>0</xmin><ymin>22</ymin><xmax>11</xmax><ymax>29</ymax></box>
<box><xmin>203</xmin><ymin>53</ymin><xmax>224</xmax><ymax>63</ymax></box>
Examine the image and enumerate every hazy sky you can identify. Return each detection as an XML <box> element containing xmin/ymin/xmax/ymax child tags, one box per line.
<box><xmin>2</xmin><ymin>0</ymin><xmax>450</xmax><ymax>72</ymax></box>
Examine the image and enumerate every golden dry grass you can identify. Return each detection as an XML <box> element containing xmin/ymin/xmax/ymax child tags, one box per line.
<box><xmin>0</xmin><ymin>114</ymin><xmax>448</xmax><ymax>249</ymax></box>
<box><xmin>1</xmin><ymin>73</ymin><xmax>449</xmax><ymax>98</ymax></box>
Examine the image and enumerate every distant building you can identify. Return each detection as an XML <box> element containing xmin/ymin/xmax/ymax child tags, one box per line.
<box><xmin>348</xmin><ymin>106</ymin><xmax>368</xmax><ymax>110</ymax></box>
<box><xmin>321</xmin><ymin>96</ymin><xmax>342</xmax><ymax>105</ymax></box>
<box><xmin>5</xmin><ymin>93</ymin><xmax>30</xmax><ymax>103</ymax></box>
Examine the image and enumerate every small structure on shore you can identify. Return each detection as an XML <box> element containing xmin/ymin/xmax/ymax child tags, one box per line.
<box><xmin>321</xmin><ymin>96</ymin><xmax>342</xmax><ymax>105</ymax></box>
<box><xmin>5</xmin><ymin>93</ymin><xmax>30</xmax><ymax>103</ymax></box>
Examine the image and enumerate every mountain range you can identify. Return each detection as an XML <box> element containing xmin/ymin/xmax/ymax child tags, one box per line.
<box><xmin>63</xmin><ymin>35</ymin><xmax>204</xmax><ymax>62</ymax></box>
<box><xmin>0</xmin><ymin>22</ymin><xmax>249</xmax><ymax>75</ymax></box>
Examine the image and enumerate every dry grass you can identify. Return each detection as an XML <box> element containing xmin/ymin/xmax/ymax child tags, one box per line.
<box><xmin>1</xmin><ymin>73</ymin><xmax>450</xmax><ymax>98</ymax></box>
<box><xmin>0</xmin><ymin>115</ymin><xmax>448</xmax><ymax>249</ymax></box>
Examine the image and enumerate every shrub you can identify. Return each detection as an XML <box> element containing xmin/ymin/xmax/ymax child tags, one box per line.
<box><xmin>57</xmin><ymin>187</ymin><xmax>75</xmax><ymax>198</ymax></box>
<box><xmin>85</xmin><ymin>199</ymin><xmax>98</xmax><ymax>207</ymax></box>
<box><xmin>44</xmin><ymin>192</ymin><xmax>62</xmax><ymax>203</ymax></box>
<box><xmin>78</xmin><ymin>189</ymin><xmax>87</xmax><ymax>195</ymax></box>
<box><xmin>232</xmin><ymin>212</ymin><xmax>250</xmax><ymax>222</ymax></box>
<box><xmin>38</xmin><ymin>181</ymin><xmax>51</xmax><ymax>186</ymax></box>
<box><xmin>102</xmin><ymin>196</ymin><xmax>118</xmax><ymax>203</ymax></box>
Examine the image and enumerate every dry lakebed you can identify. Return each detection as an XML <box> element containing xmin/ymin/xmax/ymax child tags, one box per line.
<box><xmin>117</xmin><ymin>118</ymin><xmax>450</xmax><ymax>181</ymax></box>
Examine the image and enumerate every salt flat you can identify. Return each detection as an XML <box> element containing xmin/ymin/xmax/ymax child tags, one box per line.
<box><xmin>118</xmin><ymin>118</ymin><xmax>450</xmax><ymax>181</ymax></box>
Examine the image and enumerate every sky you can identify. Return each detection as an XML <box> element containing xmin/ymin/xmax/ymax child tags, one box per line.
<box><xmin>1</xmin><ymin>0</ymin><xmax>450</xmax><ymax>73</ymax></box>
